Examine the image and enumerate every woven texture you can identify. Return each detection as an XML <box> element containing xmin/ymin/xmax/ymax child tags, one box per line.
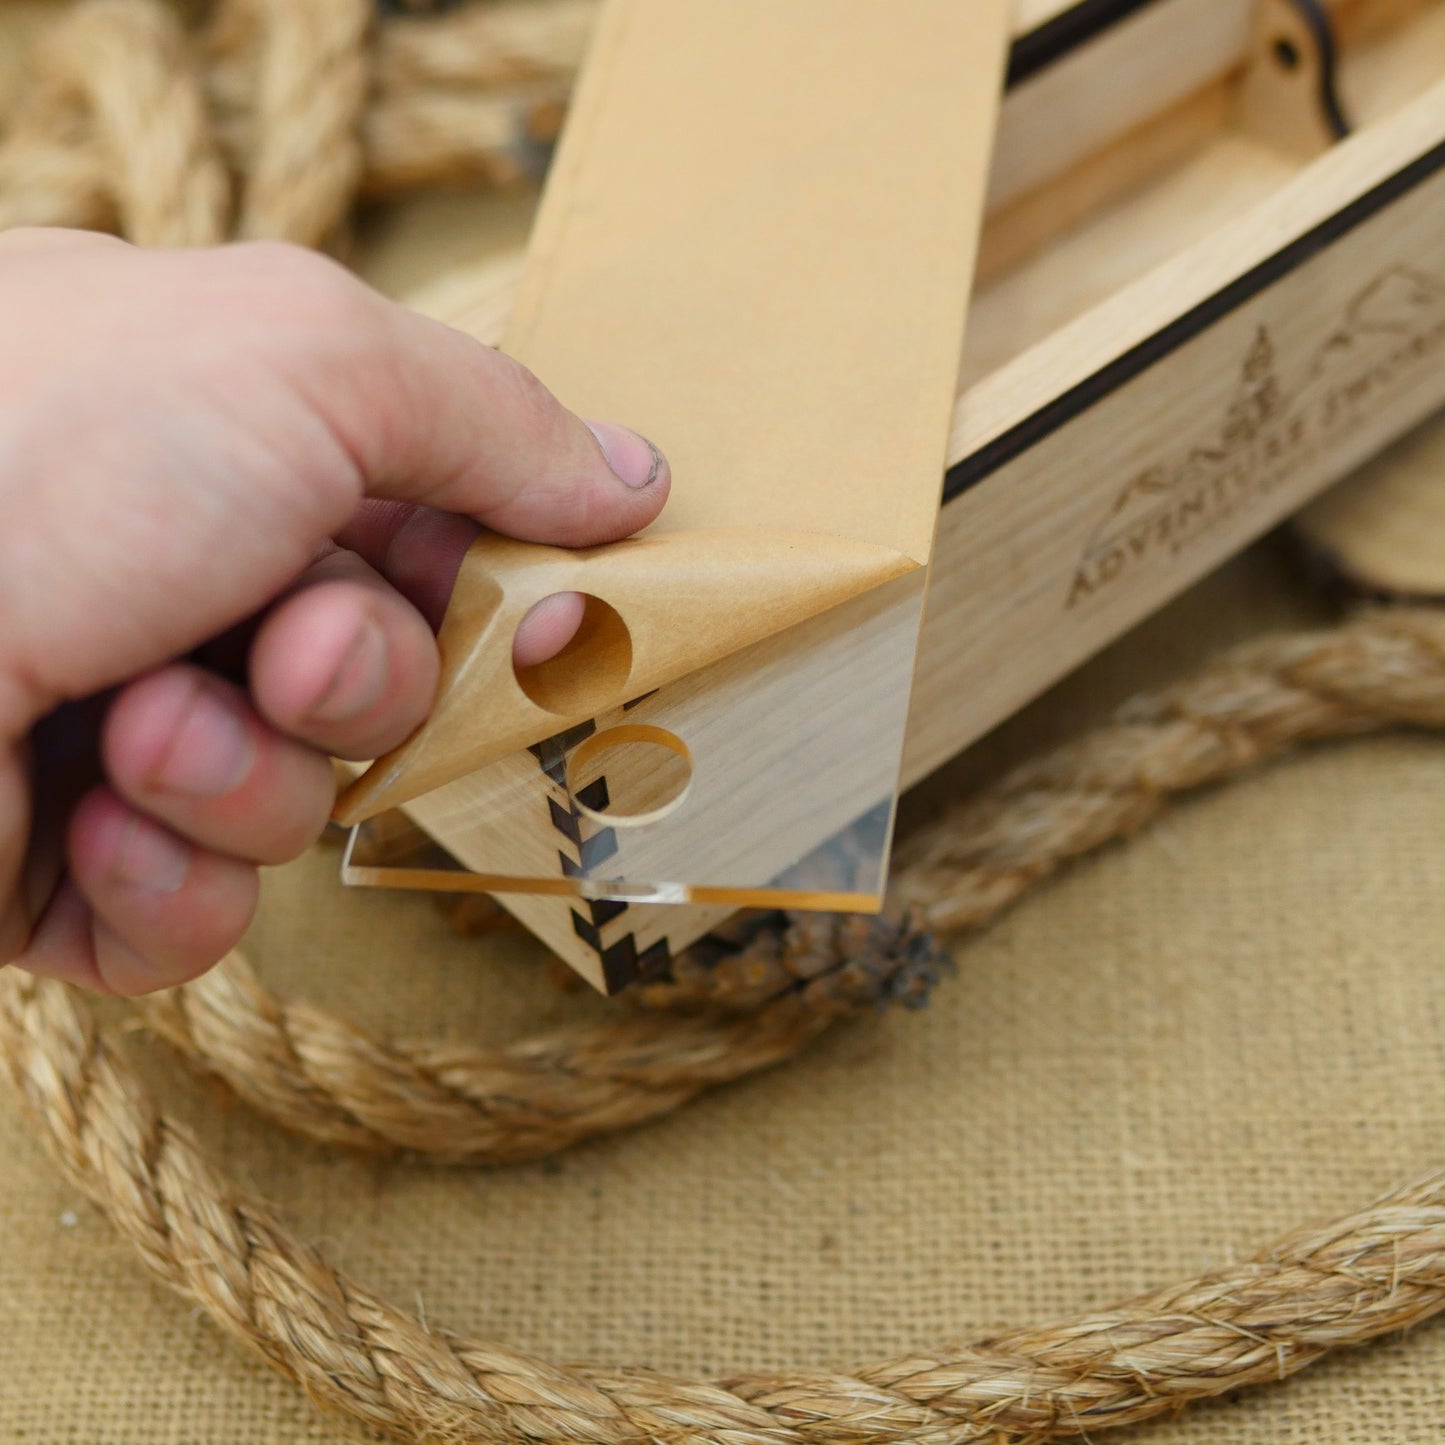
<box><xmin>5</xmin><ymin>548</ymin><xmax>1445</xmax><ymax>1441</ymax></box>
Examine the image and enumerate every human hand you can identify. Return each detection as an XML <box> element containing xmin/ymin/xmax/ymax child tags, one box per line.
<box><xmin>0</xmin><ymin>228</ymin><xmax>669</xmax><ymax>994</ymax></box>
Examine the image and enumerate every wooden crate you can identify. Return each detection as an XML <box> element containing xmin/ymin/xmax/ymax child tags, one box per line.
<box><xmin>344</xmin><ymin>0</ymin><xmax>1445</xmax><ymax>990</ymax></box>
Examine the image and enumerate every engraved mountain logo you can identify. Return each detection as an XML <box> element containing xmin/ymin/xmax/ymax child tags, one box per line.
<box><xmin>1066</xmin><ymin>265</ymin><xmax>1445</xmax><ymax>609</ymax></box>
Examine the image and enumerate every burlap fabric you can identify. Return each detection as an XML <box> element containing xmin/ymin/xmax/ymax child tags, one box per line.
<box><xmin>4</xmin><ymin>544</ymin><xmax>1445</xmax><ymax>1441</ymax></box>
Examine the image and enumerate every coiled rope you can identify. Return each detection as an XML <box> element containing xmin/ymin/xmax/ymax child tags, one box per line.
<box><xmin>0</xmin><ymin>0</ymin><xmax>595</xmax><ymax>246</ymax></box>
<box><xmin>3</xmin><ymin>610</ymin><xmax>1445</xmax><ymax>1442</ymax></box>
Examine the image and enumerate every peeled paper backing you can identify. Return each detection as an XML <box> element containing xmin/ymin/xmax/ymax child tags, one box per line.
<box><xmin>336</xmin><ymin>0</ymin><xmax>1012</xmax><ymax>917</ymax></box>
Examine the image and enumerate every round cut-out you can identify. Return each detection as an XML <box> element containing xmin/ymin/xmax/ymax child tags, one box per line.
<box><xmin>566</xmin><ymin>724</ymin><xmax>693</xmax><ymax>829</ymax></box>
<box><xmin>513</xmin><ymin>594</ymin><xmax>632</xmax><ymax>715</ymax></box>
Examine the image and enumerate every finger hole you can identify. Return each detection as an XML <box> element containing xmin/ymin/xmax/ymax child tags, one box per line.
<box><xmin>513</xmin><ymin>595</ymin><xmax>632</xmax><ymax>713</ymax></box>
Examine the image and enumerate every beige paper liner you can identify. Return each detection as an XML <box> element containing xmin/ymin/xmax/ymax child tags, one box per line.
<box><xmin>338</xmin><ymin>0</ymin><xmax>1010</xmax><ymax>828</ymax></box>
<box><xmin>336</xmin><ymin>526</ymin><xmax>915</xmax><ymax>824</ymax></box>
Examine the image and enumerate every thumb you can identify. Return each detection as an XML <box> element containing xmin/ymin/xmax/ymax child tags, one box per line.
<box><xmin>264</xmin><ymin>247</ymin><xmax>671</xmax><ymax>547</ymax></box>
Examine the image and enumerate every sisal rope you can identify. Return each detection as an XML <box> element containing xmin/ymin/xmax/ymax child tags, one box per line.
<box><xmin>1</xmin><ymin>0</ymin><xmax>231</xmax><ymax>247</ymax></box>
<box><xmin>123</xmin><ymin>610</ymin><xmax>1445</xmax><ymax>1166</ymax></box>
<box><xmin>207</xmin><ymin>0</ymin><xmax>374</xmax><ymax>247</ymax></box>
<box><xmin>7</xmin><ymin>5</ymin><xmax>1445</xmax><ymax>1439</ymax></box>
<box><xmin>0</xmin><ymin>0</ymin><xmax>594</xmax><ymax>245</ymax></box>
<box><xmin>2</xmin><ymin>610</ymin><xmax>1445</xmax><ymax>1443</ymax></box>
<box><xmin>133</xmin><ymin>908</ymin><xmax>945</xmax><ymax>1165</ymax></box>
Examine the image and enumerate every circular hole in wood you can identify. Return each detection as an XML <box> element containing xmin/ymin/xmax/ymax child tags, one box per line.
<box><xmin>566</xmin><ymin>725</ymin><xmax>693</xmax><ymax>828</ymax></box>
<box><xmin>1272</xmin><ymin>35</ymin><xmax>1301</xmax><ymax>70</ymax></box>
<box><xmin>513</xmin><ymin>594</ymin><xmax>632</xmax><ymax>715</ymax></box>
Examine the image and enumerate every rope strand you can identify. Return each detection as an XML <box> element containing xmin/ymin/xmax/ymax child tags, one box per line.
<box><xmin>0</xmin><ymin>0</ymin><xmax>590</xmax><ymax>242</ymax></box>
<box><xmin>212</xmin><ymin>0</ymin><xmax>373</xmax><ymax>246</ymax></box>
<box><xmin>1</xmin><ymin>0</ymin><xmax>230</xmax><ymax>246</ymax></box>
<box><xmin>133</xmin><ymin>911</ymin><xmax>938</xmax><ymax>1165</ymax></box>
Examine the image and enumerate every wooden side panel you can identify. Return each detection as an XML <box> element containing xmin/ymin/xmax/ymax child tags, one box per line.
<box><xmin>910</xmin><ymin>86</ymin><xmax>1445</xmax><ymax>778</ymax></box>
<box><xmin>991</xmin><ymin>0</ymin><xmax>1254</xmax><ymax>210</ymax></box>
<box><xmin>1294</xmin><ymin>410</ymin><xmax>1445</xmax><ymax>598</ymax></box>
<box><xmin>527</xmin><ymin>79</ymin><xmax>1445</xmax><ymax>987</ymax></box>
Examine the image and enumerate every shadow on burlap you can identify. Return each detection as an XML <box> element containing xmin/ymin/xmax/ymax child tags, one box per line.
<box><xmin>4</xmin><ymin>543</ymin><xmax>1445</xmax><ymax>1442</ymax></box>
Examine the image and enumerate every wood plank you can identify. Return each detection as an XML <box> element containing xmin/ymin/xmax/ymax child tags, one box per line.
<box><xmin>989</xmin><ymin>0</ymin><xmax>1254</xmax><ymax>212</ymax></box>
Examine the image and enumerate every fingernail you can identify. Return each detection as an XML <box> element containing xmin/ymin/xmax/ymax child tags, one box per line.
<box><xmin>111</xmin><ymin>815</ymin><xmax>190</xmax><ymax>894</ymax></box>
<box><xmin>154</xmin><ymin>685</ymin><xmax>255</xmax><ymax>797</ymax></box>
<box><xmin>309</xmin><ymin>618</ymin><xmax>388</xmax><ymax>723</ymax></box>
<box><xmin>586</xmin><ymin>421</ymin><xmax>664</xmax><ymax>489</ymax></box>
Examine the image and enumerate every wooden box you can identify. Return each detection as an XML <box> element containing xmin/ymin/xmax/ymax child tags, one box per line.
<box><xmin>347</xmin><ymin>0</ymin><xmax>1445</xmax><ymax>990</ymax></box>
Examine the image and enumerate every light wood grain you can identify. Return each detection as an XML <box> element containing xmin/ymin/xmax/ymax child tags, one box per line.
<box><xmin>988</xmin><ymin>0</ymin><xmax>1254</xmax><ymax>213</ymax></box>
<box><xmin>910</xmin><ymin>100</ymin><xmax>1445</xmax><ymax>778</ymax></box>
<box><xmin>1236</xmin><ymin>0</ymin><xmax>1345</xmax><ymax>158</ymax></box>
<box><xmin>351</xmin><ymin>0</ymin><xmax>1445</xmax><ymax>989</ymax></box>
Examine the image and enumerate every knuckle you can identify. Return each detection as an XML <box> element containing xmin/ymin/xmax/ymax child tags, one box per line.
<box><xmin>260</xmin><ymin>761</ymin><xmax>336</xmax><ymax>864</ymax></box>
<box><xmin>165</xmin><ymin>878</ymin><xmax>258</xmax><ymax>980</ymax></box>
<box><xmin>493</xmin><ymin>353</ymin><xmax>565</xmax><ymax>435</ymax></box>
<box><xmin>487</xmin><ymin>355</ymin><xmax>599</xmax><ymax>509</ymax></box>
<box><xmin>220</xmin><ymin>241</ymin><xmax>375</xmax><ymax>336</ymax></box>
